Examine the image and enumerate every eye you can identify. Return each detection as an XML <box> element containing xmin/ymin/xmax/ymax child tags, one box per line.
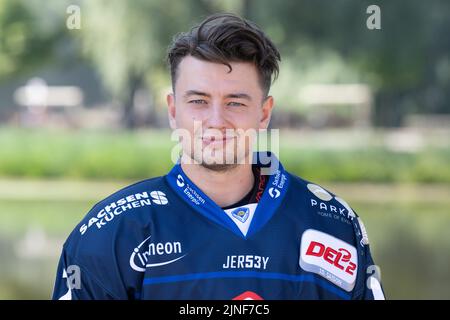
<box><xmin>227</xmin><ymin>102</ymin><xmax>245</xmax><ymax>107</ymax></box>
<box><xmin>188</xmin><ymin>99</ymin><xmax>207</xmax><ymax>104</ymax></box>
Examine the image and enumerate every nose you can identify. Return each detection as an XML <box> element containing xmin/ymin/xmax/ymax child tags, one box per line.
<box><xmin>204</xmin><ymin>102</ymin><xmax>228</xmax><ymax>129</ymax></box>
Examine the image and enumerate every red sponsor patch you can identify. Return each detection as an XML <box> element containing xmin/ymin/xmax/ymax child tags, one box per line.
<box><xmin>232</xmin><ymin>291</ymin><xmax>264</xmax><ymax>300</ymax></box>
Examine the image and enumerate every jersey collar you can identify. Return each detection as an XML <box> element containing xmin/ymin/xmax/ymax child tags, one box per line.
<box><xmin>165</xmin><ymin>152</ymin><xmax>290</xmax><ymax>239</ymax></box>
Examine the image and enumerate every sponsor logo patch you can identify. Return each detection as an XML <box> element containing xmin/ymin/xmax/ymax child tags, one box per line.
<box><xmin>299</xmin><ymin>229</ymin><xmax>358</xmax><ymax>292</ymax></box>
<box><xmin>307</xmin><ymin>184</ymin><xmax>356</xmax><ymax>224</ymax></box>
<box><xmin>268</xmin><ymin>169</ymin><xmax>287</xmax><ymax>199</ymax></box>
<box><xmin>129</xmin><ymin>236</ymin><xmax>186</xmax><ymax>272</ymax></box>
<box><xmin>80</xmin><ymin>191</ymin><xmax>168</xmax><ymax>235</ymax></box>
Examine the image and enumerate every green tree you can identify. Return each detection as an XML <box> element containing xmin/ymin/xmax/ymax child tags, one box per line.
<box><xmin>79</xmin><ymin>0</ymin><xmax>246</xmax><ymax>128</ymax></box>
<box><xmin>0</xmin><ymin>0</ymin><xmax>64</xmax><ymax>82</ymax></box>
<box><xmin>251</xmin><ymin>0</ymin><xmax>450</xmax><ymax>126</ymax></box>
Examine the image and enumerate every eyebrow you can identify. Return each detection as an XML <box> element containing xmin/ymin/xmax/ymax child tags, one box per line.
<box><xmin>225</xmin><ymin>93</ymin><xmax>252</xmax><ymax>101</ymax></box>
<box><xmin>183</xmin><ymin>90</ymin><xmax>211</xmax><ymax>99</ymax></box>
<box><xmin>183</xmin><ymin>90</ymin><xmax>252</xmax><ymax>101</ymax></box>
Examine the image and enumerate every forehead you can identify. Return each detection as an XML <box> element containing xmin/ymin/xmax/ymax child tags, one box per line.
<box><xmin>175</xmin><ymin>55</ymin><xmax>261</xmax><ymax>95</ymax></box>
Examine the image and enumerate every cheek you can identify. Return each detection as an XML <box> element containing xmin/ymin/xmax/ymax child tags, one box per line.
<box><xmin>176</xmin><ymin>112</ymin><xmax>202</xmax><ymax>138</ymax></box>
<box><xmin>176</xmin><ymin>108</ymin><xmax>196</xmax><ymax>126</ymax></box>
<box><xmin>180</xmin><ymin>105</ymin><xmax>207</xmax><ymax>122</ymax></box>
<box><xmin>232</xmin><ymin>109</ymin><xmax>261</xmax><ymax>130</ymax></box>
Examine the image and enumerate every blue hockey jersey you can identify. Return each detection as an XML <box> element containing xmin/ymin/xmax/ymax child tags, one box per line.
<box><xmin>52</xmin><ymin>153</ymin><xmax>385</xmax><ymax>300</ymax></box>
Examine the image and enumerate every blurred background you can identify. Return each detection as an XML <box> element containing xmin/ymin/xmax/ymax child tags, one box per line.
<box><xmin>0</xmin><ymin>0</ymin><xmax>449</xmax><ymax>299</ymax></box>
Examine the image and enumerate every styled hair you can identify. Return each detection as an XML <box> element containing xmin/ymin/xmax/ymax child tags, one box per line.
<box><xmin>167</xmin><ymin>13</ymin><xmax>281</xmax><ymax>97</ymax></box>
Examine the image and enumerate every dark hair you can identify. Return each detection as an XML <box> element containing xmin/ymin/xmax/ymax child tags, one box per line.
<box><xmin>167</xmin><ymin>13</ymin><xmax>281</xmax><ymax>97</ymax></box>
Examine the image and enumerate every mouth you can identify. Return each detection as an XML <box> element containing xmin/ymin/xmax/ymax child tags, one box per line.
<box><xmin>201</xmin><ymin>136</ymin><xmax>235</xmax><ymax>147</ymax></box>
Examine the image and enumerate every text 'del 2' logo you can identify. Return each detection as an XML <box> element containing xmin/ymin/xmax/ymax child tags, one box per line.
<box><xmin>305</xmin><ymin>241</ymin><xmax>356</xmax><ymax>276</ymax></box>
<box><xmin>299</xmin><ymin>229</ymin><xmax>358</xmax><ymax>292</ymax></box>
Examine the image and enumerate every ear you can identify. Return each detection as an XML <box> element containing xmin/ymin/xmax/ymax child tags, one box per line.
<box><xmin>259</xmin><ymin>96</ymin><xmax>274</xmax><ymax>129</ymax></box>
<box><xmin>167</xmin><ymin>93</ymin><xmax>177</xmax><ymax>130</ymax></box>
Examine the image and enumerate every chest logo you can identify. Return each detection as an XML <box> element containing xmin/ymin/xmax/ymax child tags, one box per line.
<box><xmin>130</xmin><ymin>236</ymin><xmax>186</xmax><ymax>272</ymax></box>
<box><xmin>231</xmin><ymin>207</ymin><xmax>250</xmax><ymax>223</ymax></box>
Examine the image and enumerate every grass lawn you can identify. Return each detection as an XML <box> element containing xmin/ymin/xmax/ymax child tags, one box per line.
<box><xmin>1</xmin><ymin>127</ymin><xmax>449</xmax><ymax>183</ymax></box>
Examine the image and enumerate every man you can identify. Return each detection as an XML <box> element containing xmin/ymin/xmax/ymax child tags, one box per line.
<box><xmin>53</xmin><ymin>13</ymin><xmax>385</xmax><ymax>300</ymax></box>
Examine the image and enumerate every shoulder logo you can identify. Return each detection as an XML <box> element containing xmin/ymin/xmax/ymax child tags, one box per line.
<box><xmin>150</xmin><ymin>191</ymin><xmax>168</xmax><ymax>205</ymax></box>
<box><xmin>307</xmin><ymin>184</ymin><xmax>356</xmax><ymax>223</ymax></box>
<box><xmin>357</xmin><ymin>217</ymin><xmax>370</xmax><ymax>245</ymax></box>
<box><xmin>268</xmin><ymin>187</ymin><xmax>280</xmax><ymax>199</ymax></box>
<box><xmin>299</xmin><ymin>229</ymin><xmax>358</xmax><ymax>292</ymax></box>
<box><xmin>307</xmin><ymin>183</ymin><xmax>333</xmax><ymax>201</ymax></box>
<box><xmin>176</xmin><ymin>174</ymin><xmax>185</xmax><ymax>187</ymax></box>
<box><xmin>79</xmin><ymin>190</ymin><xmax>169</xmax><ymax>235</ymax></box>
<box><xmin>334</xmin><ymin>197</ymin><xmax>356</xmax><ymax>220</ymax></box>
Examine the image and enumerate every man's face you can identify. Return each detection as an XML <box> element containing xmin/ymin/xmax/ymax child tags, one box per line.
<box><xmin>167</xmin><ymin>55</ymin><xmax>273</xmax><ymax>171</ymax></box>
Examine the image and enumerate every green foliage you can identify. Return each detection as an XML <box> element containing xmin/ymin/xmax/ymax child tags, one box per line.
<box><xmin>2</xmin><ymin>0</ymin><xmax>450</xmax><ymax>125</ymax></box>
<box><xmin>0</xmin><ymin>128</ymin><xmax>173</xmax><ymax>179</ymax></box>
<box><xmin>0</xmin><ymin>0</ymin><xmax>73</xmax><ymax>82</ymax></box>
<box><xmin>79</xmin><ymin>0</ymin><xmax>225</xmax><ymax>98</ymax></box>
<box><xmin>0</xmin><ymin>128</ymin><xmax>449</xmax><ymax>183</ymax></box>
<box><xmin>281</xmin><ymin>147</ymin><xmax>450</xmax><ymax>183</ymax></box>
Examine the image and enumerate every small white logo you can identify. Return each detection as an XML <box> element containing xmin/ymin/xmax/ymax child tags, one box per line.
<box><xmin>307</xmin><ymin>184</ymin><xmax>333</xmax><ymax>201</ymax></box>
<box><xmin>176</xmin><ymin>174</ymin><xmax>185</xmax><ymax>187</ymax></box>
<box><xmin>334</xmin><ymin>196</ymin><xmax>356</xmax><ymax>220</ymax></box>
<box><xmin>150</xmin><ymin>191</ymin><xmax>168</xmax><ymax>205</ymax></box>
<box><xmin>268</xmin><ymin>187</ymin><xmax>280</xmax><ymax>199</ymax></box>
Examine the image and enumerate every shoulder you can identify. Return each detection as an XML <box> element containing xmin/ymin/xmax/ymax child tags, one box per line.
<box><xmin>63</xmin><ymin>175</ymin><xmax>167</xmax><ymax>256</ymax></box>
<box><xmin>285</xmin><ymin>172</ymin><xmax>369</xmax><ymax>245</ymax></box>
<box><xmin>286</xmin><ymin>173</ymin><xmax>374</xmax><ymax>293</ymax></box>
<box><xmin>287</xmin><ymin>172</ymin><xmax>357</xmax><ymax>219</ymax></box>
<box><xmin>56</xmin><ymin>176</ymin><xmax>171</xmax><ymax>297</ymax></box>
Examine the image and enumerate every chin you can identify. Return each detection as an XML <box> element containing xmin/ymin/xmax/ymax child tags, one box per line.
<box><xmin>201</xmin><ymin>151</ymin><xmax>250</xmax><ymax>170</ymax></box>
<box><xmin>186</xmin><ymin>146</ymin><xmax>250</xmax><ymax>167</ymax></box>
<box><xmin>200</xmin><ymin>163</ymin><xmax>238</xmax><ymax>172</ymax></box>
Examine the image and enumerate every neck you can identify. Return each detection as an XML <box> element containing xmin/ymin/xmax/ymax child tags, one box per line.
<box><xmin>180</xmin><ymin>160</ymin><xmax>254</xmax><ymax>208</ymax></box>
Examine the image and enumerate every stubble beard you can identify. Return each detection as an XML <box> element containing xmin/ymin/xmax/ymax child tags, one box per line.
<box><xmin>189</xmin><ymin>143</ymin><xmax>250</xmax><ymax>173</ymax></box>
